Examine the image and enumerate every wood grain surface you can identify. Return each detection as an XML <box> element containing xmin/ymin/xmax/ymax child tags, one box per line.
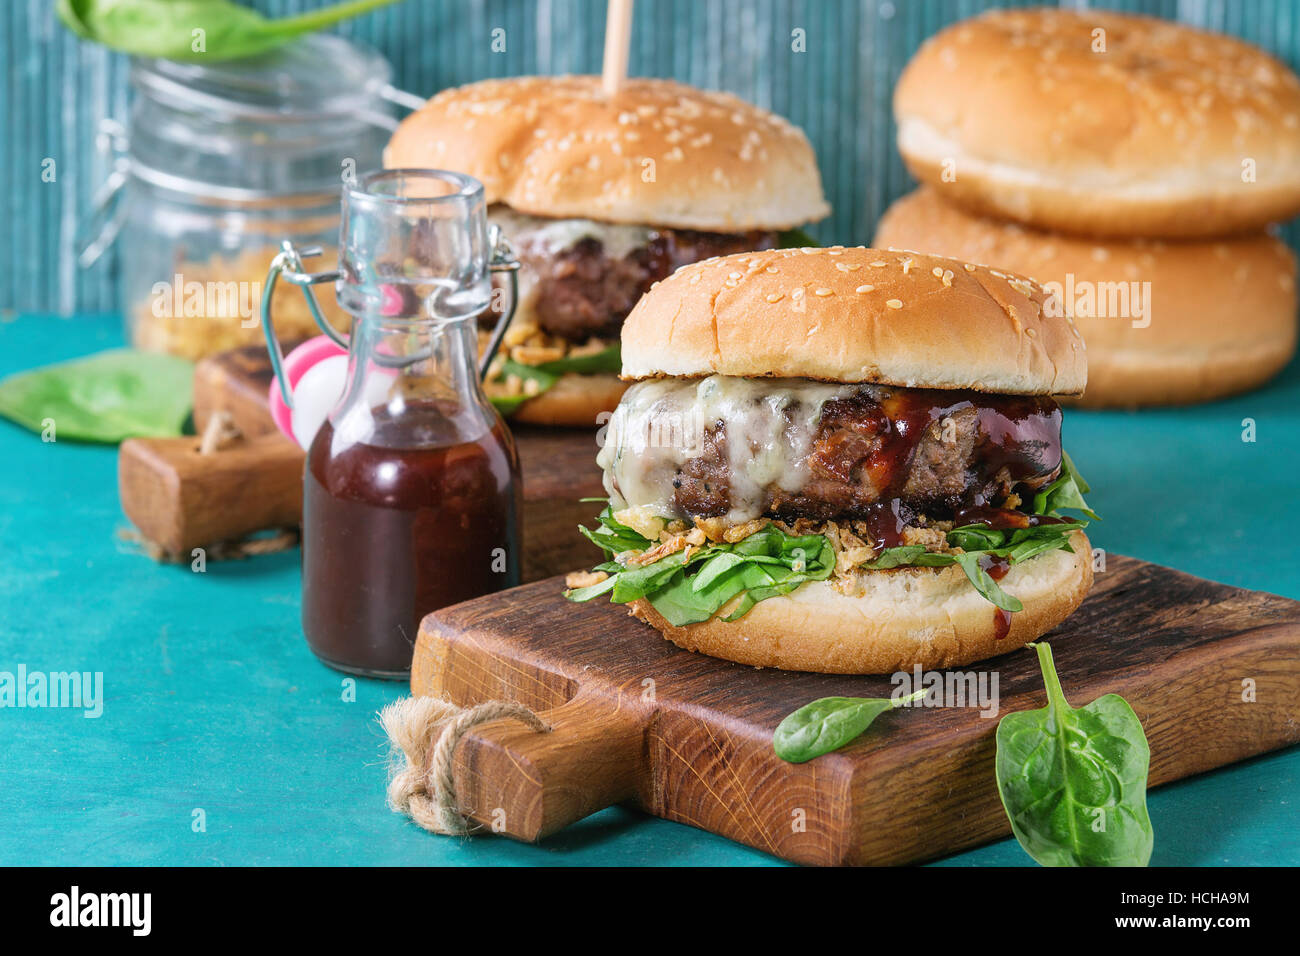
<box><xmin>118</xmin><ymin>432</ymin><xmax>303</xmax><ymax>555</ymax></box>
<box><xmin>412</xmin><ymin>556</ymin><xmax>1300</xmax><ymax>865</ymax></box>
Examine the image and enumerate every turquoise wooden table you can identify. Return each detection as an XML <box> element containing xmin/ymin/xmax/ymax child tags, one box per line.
<box><xmin>1</xmin><ymin>312</ymin><xmax>1296</xmax><ymax>867</ymax></box>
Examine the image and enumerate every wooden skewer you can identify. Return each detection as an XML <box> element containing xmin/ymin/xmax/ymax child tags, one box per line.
<box><xmin>602</xmin><ymin>0</ymin><xmax>634</xmax><ymax>99</ymax></box>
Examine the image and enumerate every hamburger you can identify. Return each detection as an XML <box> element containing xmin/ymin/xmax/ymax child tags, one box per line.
<box><xmin>384</xmin><ymin>76</ymin><xmax>830</xmax><ymax>425</ymax></box>
<box><xmin>874</xmin><ymin>188</ymin><xmax>1298</xmax><ymax>407</ymax></box>
<box><xmin>565</xmin><ymin>246</ymin><xmax>1097</xmax><ymax>674</ymax></box>
<box><xmin>894</xmin><ymin>8</ymin><xmax>1300</xmax><ymax>238</ymax></box>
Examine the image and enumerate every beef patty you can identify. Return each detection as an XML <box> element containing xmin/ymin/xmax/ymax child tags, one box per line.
<box><xmin>670</xmin><ymin>387</ymin><xmax>1063</xmax><ymax>527</ymax></box>
<box><xmin>524</xmin><ymin>228</ymin><xmax>779</xmax><ymax>341</ymax></box>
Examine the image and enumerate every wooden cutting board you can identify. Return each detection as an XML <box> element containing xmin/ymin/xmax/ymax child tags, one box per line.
<box><xmin>411</xmin><ymin>556</ymin><xmax>1300</xmax><ymax>865</ymax></box>
<box><xmin>185</xmin><ymin>344</ymin><xmax>604</xmax><ymax>579</ymax></box>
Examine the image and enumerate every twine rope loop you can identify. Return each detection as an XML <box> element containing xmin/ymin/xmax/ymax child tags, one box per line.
<box><xmin>381</xmin><ymin>696</ymin><xmax>551</xmax><ymax>835</ymax></box>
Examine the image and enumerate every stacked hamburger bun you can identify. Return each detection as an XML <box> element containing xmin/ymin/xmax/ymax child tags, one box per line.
<box><xmin>876</xmin><ymin>8</ymin><xmax>1300</xmax><ymax>407</ymax></box>
<box><xmin>386</xmin><ymin>76</ymin><xmax>829</xmax><ymax>425</ymax></box>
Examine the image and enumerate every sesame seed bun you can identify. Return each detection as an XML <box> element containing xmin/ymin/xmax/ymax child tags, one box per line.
<box><xmin>630</xmin><ymin>531</ymin><xmax>1093</xmax><ymax>674</ymax></box>
<box><xmin>874</xmin><ymin>189</ymin><xmax>1298</xmax><ymax>407</ymax></box>
<box><xmin>894</xmin><ymin>9</ymin><xmax>1300</xmax><ymax>238</ymax></box>
<box><xmin>508</xmin><ymin>373</ymin><xmax>628</xmax><ymax>427</ymax></box>
<box><xmin>385</xmin><ymin>75</ymin><xmax>830</xmax><ymax>231</ymax></box>
<box><xmin>618</xmin><ymin>246</ymin><xmax>1088</xmax><ymax>395</ymax></box>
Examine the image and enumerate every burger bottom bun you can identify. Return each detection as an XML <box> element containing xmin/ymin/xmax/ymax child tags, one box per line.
<box><xmin>1068</xmin><ymin>340</ymin><xmax>1294</xmax><ymax>408</ymax></box>
<box><xmin>630</xmin><ymin>531</ymin><xmax>1093</xmax><ymax>673</ymax></box>
<box><xmin>873</xmin><ymin>188</ymin><xmax>1298</xmax><ymax>407</ymax></box>
<box><xmin>508</xmin><ymin>373</ymin><xmax>628</xmax><ymax>427</ymax></box>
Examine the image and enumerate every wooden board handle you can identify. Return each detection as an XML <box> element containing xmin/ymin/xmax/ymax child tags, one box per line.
<box><xmin>451</xmin><ymin>692</ymin><xmax>645</xmax><ymax>841</ymax></box>
<box><xmin>119</xmin><ymin>431</ymin><xmax>303</xmax><ymax>554</ymax></box>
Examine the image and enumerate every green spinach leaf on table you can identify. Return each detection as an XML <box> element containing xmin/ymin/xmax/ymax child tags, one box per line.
<box><xmin>996</xmin><ymin>642</ymin><xmax>1154</xmax><ymax>867</ymax></box>
<box><xmin>774</xmin><ymin>690</ymin><xmax>925</xmax><ymax>763</ymax></box>
<box><xmin>0</xmin><ymin>349</ymin><xmax>194</xmax><ymax>443</ymax></box>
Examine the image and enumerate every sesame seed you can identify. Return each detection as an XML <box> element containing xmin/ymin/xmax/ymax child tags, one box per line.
<box><xmin>814</xmin><ymin>288</ymin><xmax>833</xmax><ymax>297</ymax></box>
<box><xmin>855</xmin><ymin>285</ymin><xmax>875</xmax><ymax>294</ymax></box>
<box><xmin>932</xmin><ymin>267</ymin><xmax>944</xmax><ymax>278</ymax></box>
<box><xmin>963</xmin><ymin>263</ymin><xmax>976</xmax><ymax>272</ymax></box>
<box><xmin>765</xmin><ymin>293</ymin><xmax>784</xmax><ymax>303</ymax></box>
<box><xmin>835</xmin><ymin>262</ymin><xmax>861</xmax><ymax>272</ymax></box>
<box><xmin>871</xmin><ymin>261</ymin><xmax>888</xmax><ymax>268</ymax></box>
<box><xmin>886</xmin><ymin>299</ymin><xmax>903</xmax><ymax>309</ymax></box>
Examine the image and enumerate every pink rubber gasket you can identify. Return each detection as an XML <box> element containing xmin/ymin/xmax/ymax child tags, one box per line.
<box><xmin>266</xmin><ymin>335</ymin><xmax>348</xmax><ymax>442</ymax></box>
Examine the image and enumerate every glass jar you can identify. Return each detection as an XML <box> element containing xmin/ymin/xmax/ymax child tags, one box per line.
<box><xmin>78</xmin><ymin>35</ymin><xmax>420</xmax><ymax>360</ymax></box>
<box><xmin>263</xmin><ymin>169</ymin><xmax>523</xmax><ymax>678</ymax></box>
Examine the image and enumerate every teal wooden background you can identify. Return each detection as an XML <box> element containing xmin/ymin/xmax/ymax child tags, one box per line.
<box><xmin>4</xmin><ymin>0</ymin><xmax>1300</xmax><ymax>315</ymax></box>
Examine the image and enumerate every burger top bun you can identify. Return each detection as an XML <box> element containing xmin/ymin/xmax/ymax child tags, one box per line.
<box><xmin>619</xmin><ymin>246</ymin><xmax>1088</xmax><ymax>396</ymax></box>
<box><xmin>873</xmin><ymin>189</ymin><xmax>1299</xmax><ymax>407</ymax></box>
<box><xmin>894</xmin><ymin>9</ymin><xmax>1300</xmax><ymax>238</ymax></box>
<box><xmin>385</xmin><ymin>76</ymin><xmax>830</xmax><ymax>232</ymax></box>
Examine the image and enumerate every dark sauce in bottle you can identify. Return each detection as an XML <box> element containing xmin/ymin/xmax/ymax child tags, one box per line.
<box><xmin>302</xmin><ymin>399</ymin><xmax>521</xmax><ymax>677</ymax></box>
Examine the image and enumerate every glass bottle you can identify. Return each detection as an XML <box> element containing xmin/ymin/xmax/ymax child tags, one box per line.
<box><xmin>263</xmin><ymin>169</ymin><xmax>522</xmax><ymax>678</ymax></box>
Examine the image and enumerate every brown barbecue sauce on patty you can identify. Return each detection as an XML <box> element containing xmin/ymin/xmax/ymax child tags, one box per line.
<box><xmin>669</xmin><ymin>386</ymin><xmax>1064</xmax><ymax>550</ymax></box>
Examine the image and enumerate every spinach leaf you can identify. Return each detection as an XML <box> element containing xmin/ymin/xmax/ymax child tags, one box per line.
<box><xmin>488</xmin><ymin>347</ymin><xmax>621</xmax><ymax>415</ymax></box>
<box><xmin>531</xmin><ymin>344</ymin><xmax>622</xmax><ymax>376</ymax></box>
<box><xmin>954</xmin><ymin>552</ymin><xmax>1023</xmax><ymax>613</ymax></box>
<box><xmin>996</xmin><ymin>642</ymin><xmax>1154</xmax><ymax>867</ymax></box>
<box><xmin>563</xmin><ymin>575</ymin><xmax>617</xmax><ymax>602</ymax></box>
<box><xmin>489</xmin><ymin>359</ymin><xmax>559</xmax><ymax>416</ymax></box>
<box><xmin>577</xmin><ymin>505</ymin><xmax>654</xmax><ymax>555</ymax></box>
<box><xmin>774</xmin><ymin>689</ymin><xmax>925</xmax><ymax>763</ymax></box>
<box><xmin>565</xmin><ymin>505</ymin><xmax>835</xmax><ymax>624</ymax></box>
<box><xmin>57</xmin><ymin>0</ymin><xmax>398</xmax><ymax>62</ymax></box>
<box><xmin>0</xmin><ymin>349</ymin><xmax>194</xmax><ymax>443</ymax></box>
<box><xmin>1033</xmin><ymin>450</ymin><xmax>1099</xmax><ymax>520</ymax></box>
<box><xmin>777</xmin><ymin>228</ymin><xmax>819</xmax><ymax>248</ymax></box>
<box><xmin>861</xmin><ymin>545</ymin><xmax>928</xmax><ymax>569</ymax></box>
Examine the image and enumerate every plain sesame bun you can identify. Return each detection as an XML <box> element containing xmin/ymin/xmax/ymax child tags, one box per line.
<box><xmin>894</xmin><ymin>9</ymin><xmax>1300</xmax><ymax>238</ymax></box>
<box><xmin>385</xmin><ymin>75</ymin><xmax>830</xmax><ymax>231</ymax></box>
<box><xmin>508</xmin><ymin>373</ymin><xmax>627</xmax><ymax>427</ymax></box>
<box><xmin>619</xmin><ymin>246</ymin><xmax>1088</xmax><ymax>395</ymax></box>
<box><xmin>874</xmin><ymin>189</ymin><xmax>1299</xmax><ymax>407</ymax></box>
<box><xmin>630</xmin><ymin>531</ymin><xmax>1093</xmax><ymax>674</ymax></box>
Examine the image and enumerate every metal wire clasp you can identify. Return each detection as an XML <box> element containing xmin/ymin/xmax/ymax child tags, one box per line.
<box><xmin>480</xmin><ymin>225</ymin><xmax>522</xmax><ymax>379</ymax></box>
<box><xmin>261</xmin><ymin>227</ymin><xmax>521</xmax><ymax>411</ymax></box>
<box><xmin>260</xmin><ymin>241</ymin><xmax>345</xmax><ymax>409</ymax></box>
